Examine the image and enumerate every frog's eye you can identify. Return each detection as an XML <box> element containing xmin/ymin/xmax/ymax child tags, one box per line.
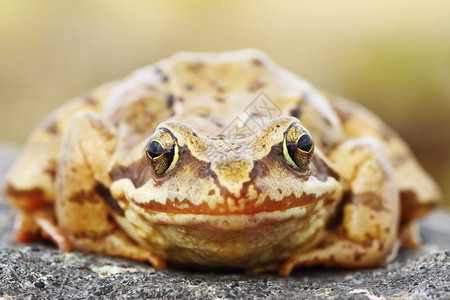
<box><xmin>283</xmin><ymin>123</ymin><xmax>314</xmax><ymax>170</ymax></box>
<box><xmin>146</xmin><ymin>128</ymin><xmax>179</xmax><ymax>176</ymax></box>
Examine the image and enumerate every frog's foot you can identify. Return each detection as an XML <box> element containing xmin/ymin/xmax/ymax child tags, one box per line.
<box><xmin>69</xmin><ymin>230</ymin><xmax>166</xmax><ymax>270</ymax></box>
<box><xmin>13</xmin><ymin>211</ymin><xmax>71</xmax><ymax>252</ymax></box>
<box><xmin>400</xmin><ymin>222</ymin><xmax>421</xmax><ymax>248</ymax></box>
<box><xmin>279</xmin><ymin>235</ymin><xmax>400</xmax><ymax>276</ymax></box>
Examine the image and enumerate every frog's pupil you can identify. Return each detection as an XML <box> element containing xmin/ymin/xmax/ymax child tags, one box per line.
<box><xmin>147</xmin><ymin>141</ymin><xmax>164</xmax><ymax>158</ymax></box>
<box><xmin>297</xmin><ymin>134</ymin><xmax>312</xmax><ymax>152</ymax></box>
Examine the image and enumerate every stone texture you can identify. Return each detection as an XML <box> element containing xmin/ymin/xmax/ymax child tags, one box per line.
<box><xmin>0</xmin><ymin>144</ymin><xmax>449</xmax><ymax>299</ymax></box>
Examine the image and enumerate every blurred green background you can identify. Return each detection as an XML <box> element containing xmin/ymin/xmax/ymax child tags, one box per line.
<box><xmin>0</xmin><ymin>1</ymin><xmax>449</xmax><ymax>206</ymax></box>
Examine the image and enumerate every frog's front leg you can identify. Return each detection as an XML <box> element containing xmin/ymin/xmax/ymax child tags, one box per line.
<box><xmin>280</xmin><ymin>138</ymin><xmax>400</xmax><ymax>276</ymax></box>
<box><xmin>55</xmin><ymin>112</ymin><xmax>166</xmax><ymax>269</ymax></box>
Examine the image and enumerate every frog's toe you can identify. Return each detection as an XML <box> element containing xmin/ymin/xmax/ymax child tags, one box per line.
<box><xmin>13</xmin><ymin>212</ymin><xmax>40</xmax><ymax>243</ymax></box>
<box><xmin>279</xmin><ymin>253</ymin><xmax>318</xmax><ymax>276</ymax></box>
<box><xmin>400</xmin><ymin>222</ymin><xmax>422</xmax><ymax>248</ymax></box>
<box><xmin>34</xmin><ymin>212</ymin><xmax>71</xmax><ymax>252</ymax></box>
<box><xmin>146</xmin><ymin>251</ymin><xmax>167</xmax><ymax>270</ymax></box>
<box><xmin>13</xmin><ymin>211</ymin><xmax>71</xmax><ymax>252</ymax></box>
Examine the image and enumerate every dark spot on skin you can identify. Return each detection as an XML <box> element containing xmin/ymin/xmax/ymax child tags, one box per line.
<box><xmin>354</xmin><ymin>252</ymin><xmax>363</xmax><ymax>261</ymax></box>
<box><xmin>167</xmin><ymin>94</ymin><xmax>175</xmax><ymax>109</ymax></box>
<box><xmin>185</xmin><ymin>84</ymin><xmax>194</xmax><ymax>90</ymax></box>
<box><xmin>96</xmin><ymin>184</ymin><xmax>124</xmax><ymax>216</ymax></box>
<box><xmin>354</xmin><ymin>192</ymin><xmax>387</xmax><ymax>212</ymax></box>
<box><xmin>248</xmin><ymin>80</ymin><xmax>265</xmax><ymax>92</ymax></box>
<box><xmin>154</xmin><ymin>67</ymin><xmax>161</xmax><ymax>74</ymax></box>
<box><xmin>67</xmin><ymin>189</ymin><xmax>101</xmax><ymax>205</ymax></box>
<box><xmin>290</xmin><ymin>103</ymin><xmax>302</xmax><ymax>118</ymax></box>
<box><xmin>208</xmin><ymin>189</ymin><xmax>215</xmax><ymax>196</ymax></box>
<box><xmin>84</xmin><ymin>96</ymin><xmax>97</xmax><ymax>105</ymax></box>
<box><xmin>277</xmin><ymin>188</ymin><xmax>282</xmax><ymax>194</ymax></box>
<box><xmin>252</xmin><ymin>58</ymin><xmax>264</xmax><ymax>67</ymax></box>
<box><xmin>43</xmin><ymin>165</ymin><xmax>56</xmax><ymax>181</ymax></box>
<box><xmin>162</xmin><ymin>76</ymin><xmax>169</xmax><ymax>83</ymax></box>
<box><xmin>209</xmin><ymin>80</ymin><xmax>225</xmax><ymax>93</ymax></box>
<box><xmin>214</xmin><ymin>96</ymin><xmax>225</xmax><ymax>102</ymax></box>
<box><xmin>379</xmin><ymin>242</ymin><xmax>385</xmax><ymax>251</ymax></box>
<box><xmin>179</xmin><ymin>97</ymin><xmax>184</xmax><ymax>102</ymax></box>
<box><xmin>44</xmin><ymin>117</ymin><xmax>59</xmax><ymax>135</ymax></box>
<box><xmin>193</xmin><ymin>132</ymin><xmax>198</xmax><ymax>137</ymax></box>
<box><xmin>187</xmin><ymin>62</ymin><xmax>204</xmax><ymax>72</ymax></box>
<box><xmin>276</xmin><ymin>125</ymin><xmax>280</xmax><ymax>128</ymax></box>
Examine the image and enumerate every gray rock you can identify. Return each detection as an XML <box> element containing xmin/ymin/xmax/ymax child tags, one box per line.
<box><xmin>0</xmin><ymin>144</ymin><xmax>449</xmax><ymax>299</ymax></box>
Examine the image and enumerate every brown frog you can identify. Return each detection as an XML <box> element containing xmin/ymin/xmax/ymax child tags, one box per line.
<box><xmin>4</xmin><ymin>50</ymin><xmax>440</xmax><ymax>275</ymax></box>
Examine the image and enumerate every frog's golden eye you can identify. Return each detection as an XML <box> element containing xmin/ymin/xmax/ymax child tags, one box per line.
<box><xmin>146</xmin><ymin>129</ymin><xmax>179</xmax><ymax>176</ymax></box>
<box><xmin>283</xmin><ymin>123</ymin><xmax>314</xmax><ymax>170</ymax></box>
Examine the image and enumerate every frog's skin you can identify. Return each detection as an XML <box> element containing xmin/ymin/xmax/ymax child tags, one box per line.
<box><xmin>4</xmin><ymin>50</ymin><xmax>440</xmax><ymax>275</ymax></box>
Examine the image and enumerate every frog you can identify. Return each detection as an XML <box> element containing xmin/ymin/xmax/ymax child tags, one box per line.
<box><xmin>4</xmin><ymin>49</ymin><xmax>441</xmax><ymax>276</ymax></box>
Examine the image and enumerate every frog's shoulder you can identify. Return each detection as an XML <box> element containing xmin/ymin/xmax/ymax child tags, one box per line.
<box><xmin>30</xmin><ymin>82</ymin><xmax>116</xmax><ymax>143</ymax></box>
<box><xmin>323</xmin><ymin>93</ymin><xmax>396</xmax><ymax>141</ymax></box>
<box><xmin>325</xmin><ymin>93</ymin><xmax>441</xmax><ymax>220</ymax></box>
<box><xmin>5</xmin><ymin>82</ymin><xmax>117</xmax><ymax>207</ymax></box>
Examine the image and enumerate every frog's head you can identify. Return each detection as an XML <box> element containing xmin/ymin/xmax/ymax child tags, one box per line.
<box><xmin>109</xmin><ymin>116</ymin><xmax>342</xmax><ymax>227</ymax></box>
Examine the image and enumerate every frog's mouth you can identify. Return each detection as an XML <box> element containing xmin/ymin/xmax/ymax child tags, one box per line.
<box><xmin>130</xmin><ymin>192</ymin><xmax>329</xmax><ymax>215</ymax></box>
<box><xmin>109</xmin><ymin>177</ymin><xmax>340</xmax><ymax>221</ymax></box>
<box><xmin>124</xmin><ymin>191</ymin><xmax>340</xmax><ymax>231</ymax></box>
<box><xmin>110</xmin><ymin>179</ymin><xmax>339</xmax><ymax>229</ymax></box>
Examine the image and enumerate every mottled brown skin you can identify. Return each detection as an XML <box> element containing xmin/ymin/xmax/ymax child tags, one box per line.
<box><xmin>4</xmin><ymin>50</ymin><xmax>440</xmax><ymax>275</ymax></box>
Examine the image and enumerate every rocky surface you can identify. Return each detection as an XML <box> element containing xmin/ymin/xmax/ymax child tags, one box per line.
<box><xmin>0</xmin><ymin>145</ymin><xmax>449</xmax><ymax>299</ymax></box>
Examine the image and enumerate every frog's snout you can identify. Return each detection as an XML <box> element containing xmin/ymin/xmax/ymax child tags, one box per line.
<box><xmin>210</xmin><ymin>157</ymin><xmax>255</xmax><ymax>197</ymax></box>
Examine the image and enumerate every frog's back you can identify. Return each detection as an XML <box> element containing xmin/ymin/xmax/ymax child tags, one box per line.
<box><xmin>98</xmin><ymin>50</ymin><xmax>344</xmax><ymax>151</ymax></box>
